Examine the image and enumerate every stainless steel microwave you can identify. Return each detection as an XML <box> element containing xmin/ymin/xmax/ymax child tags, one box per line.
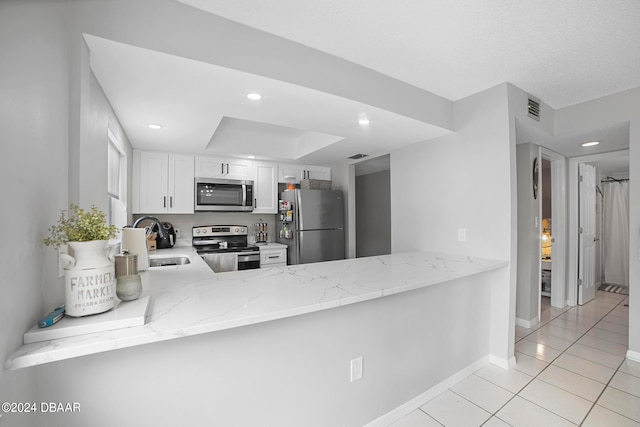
<box><xmin>194</xmin><ymin>178</ymin><xmax>254</xmax><ymax>212</ymax></box>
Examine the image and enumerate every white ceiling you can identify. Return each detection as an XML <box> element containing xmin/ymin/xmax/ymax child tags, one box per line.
<box><xmin>177</xmin><ymin>0</ymin><xmax>640</xmax><ymax>109</ymax></box>
<box><xmin>86</xmin><ymin>1</ymin><xmax>640</xmax><ymax>169</ymax></box>
<box><xmin>518</xmin><ymin>121</ymin><xmax>630</xmax><ymax>175</ymax></box>
<box><xmin>590</xmin><ymin>156</ymin><xmax>629</xmax><ymax>177</ymax></box>
<box><xmin>85</xmin><ymin>34</ymin><xmax>450</xmax><ymax>165</ymax></box>
<box><xmin>516</xmin><ymin>120</ymin><xmax>630</xmax><ymax>156</ymax></box>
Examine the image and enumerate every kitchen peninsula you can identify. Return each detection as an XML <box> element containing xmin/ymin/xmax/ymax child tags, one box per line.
<box><xmin>7</xmin><ymin>249</ymin><xmax>506</xmax><ymax>370</ymax></box>
<box><xmin>6</xmin><ymin>248</ymin><xmax>509</xmax><ymax>426</ymax></box>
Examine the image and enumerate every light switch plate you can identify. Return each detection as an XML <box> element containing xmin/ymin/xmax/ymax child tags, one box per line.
<box><xmin>350</xmin><ymin>356</ymin><xmax>363</xmax><ymax>382</ymax></box>
<box><xmin>457</xmin><ymin>228</ymin><xmax>466</xmax><ymax>242</ymax></box>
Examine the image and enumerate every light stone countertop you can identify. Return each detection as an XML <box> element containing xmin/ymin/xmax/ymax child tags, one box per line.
<box><xmin>6</xmin><ymin>248</ymin><xmax>507</xmax><ymax>370</ymax></box>
<box><xmin>257</xmin><ymin>242</ymin><xmax>287</xmax><ymax>249</ymax></box>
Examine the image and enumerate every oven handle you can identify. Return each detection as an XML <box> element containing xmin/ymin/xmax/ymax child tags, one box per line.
<box><xmin>193</xmin><ymin>240</ymin><xmax>221</xmax><ymax>246</ymax></box>
<box><xmin>237</xmin><ymin>253</ymin><xmax>260</xmax><ymax>263</ymax></box>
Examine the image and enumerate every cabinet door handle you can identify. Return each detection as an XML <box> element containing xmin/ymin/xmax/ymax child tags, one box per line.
<box><xmin>221</xmin><ymin>163</ymin><xmax>224</xmax><ymax>174</ymax></box>
<box><xmin>226</xmin><ymin>163</ymin><xmax>230</xmax><ymax>175</ymax></box>
<box><xmin>170</xmin><ymin>196</ymin><xmax>173</xmax><ymax>208</ymax></box>
<box><xmin>268</xmin><ymin>255</ymin><xmax>279</xmax><ymax>259</ymax></box>
<box><xmin>254</xmin><ymin>198</ymin><xmax>257</xmax><ymax>208</ymax></box>
<box><xmin>163</xmin><ymin>196</ymin><xmax>167</xmax><ymax>208</ymax></box>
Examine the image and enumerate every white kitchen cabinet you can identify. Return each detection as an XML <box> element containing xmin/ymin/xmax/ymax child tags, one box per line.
<box><xmin>305</xmin><ymin>165</ymin><xmax>331</xmax><ymax>181</ymax></box>
<box><xmin>252</xmin><ymin>161</ymin><xmax>278</xmax><ymax>214</ymax></box>
<box><xmin>134</xmin><ymin>151</ymin><xmax>194</xmax><ymax>214</ymax></box>
<box><xmin>277</xmin><ymin>163</ymin><xmax>331</xmax><ymax>183</ymax></box>
<box><xmin>195</xmin><ymin>156</ymin><xmax>253</xmax><ymax>180</ymax></box>
<box><xmin>259</xmin><ymin>245</ymin><xmax>287</xmax><ymax>267</ymax></box>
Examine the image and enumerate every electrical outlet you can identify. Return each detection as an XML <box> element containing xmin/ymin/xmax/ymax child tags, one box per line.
<box><xmin>350</xmin><ymin>356</ymin><xmax>363</xmax><ymax>382</ymax></box>
<box><xmin>457</xmin><ymin>228</ymin><xmax>466</xmax><ymax>242</ymax></box>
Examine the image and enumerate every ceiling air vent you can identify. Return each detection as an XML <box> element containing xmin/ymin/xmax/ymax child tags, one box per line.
<box><xmin>348</xmin><ymin>153</ymin><xmax>368</xmax><ymax>160</ymax></box>
<box><xmin>527</xmin><ymin>97</ymin><xmax>541</xmax><ymax>122</ymax></box>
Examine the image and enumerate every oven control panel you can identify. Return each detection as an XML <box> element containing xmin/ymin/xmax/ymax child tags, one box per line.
<box><xmin>192</xmin><ymin>225</ymin><xmax>248</xmax><ymax>237</ymax></box>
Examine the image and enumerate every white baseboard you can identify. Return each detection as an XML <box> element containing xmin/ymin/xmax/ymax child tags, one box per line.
<box><xmin>364</xmin><ymin>355</ymin><xmax>490</xmax><ymax>427</ymax></box>
<box><xmin>627</xmin><ymin>350</ymin><xmax>640</xmax><ymax>363</ymax></box>
<box><xmin>489</xmin><ymin>354</ymin><xmax>516</xmax><ymax>370</ymax></box>
<box><xmin>515</xmin><ymin>316</ymin><xmax>538</xmax><ymax>329</ymax></box>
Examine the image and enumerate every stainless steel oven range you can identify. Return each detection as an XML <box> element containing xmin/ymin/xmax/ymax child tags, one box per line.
<box><xmin>192</xmin><ymin>225</ymin><xmax>260</xmax><ymax>273</ymax></box>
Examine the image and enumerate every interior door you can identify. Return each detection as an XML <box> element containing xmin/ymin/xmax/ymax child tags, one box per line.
<box><xmin>578</xmin><ymin>163</ymin><xmax>597</xmax><ymax>305</ymax></box>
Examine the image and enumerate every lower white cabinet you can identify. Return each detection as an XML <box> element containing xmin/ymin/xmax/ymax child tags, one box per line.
<box><xmin>259</xmin><ymin>245</ymin><xmax>287</xmax><ymax>267</ymax></box>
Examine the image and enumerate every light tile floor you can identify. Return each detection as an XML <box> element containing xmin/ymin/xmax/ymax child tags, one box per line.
<box><xmin>389</xmin><ymin>290</ymin><xmax>639</xmax><ymax>426</ymax></box>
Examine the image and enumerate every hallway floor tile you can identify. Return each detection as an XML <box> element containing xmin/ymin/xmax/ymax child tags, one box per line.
<box><xmin>387</xmin><ymin>291</ymin><xmax>637</xmax><ymax>426</ymax></box>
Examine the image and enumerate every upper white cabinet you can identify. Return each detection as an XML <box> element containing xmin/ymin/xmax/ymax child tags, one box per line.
<box><xmin>278</xmin><ymin>163</ymin><xmax>331</xmax><ymax>183</ymax></box>
<box><xmin>195</xmin><ymin>156</ymin><xmax>253</xmax><ymax>181</ymax></box>
<box><xmin>133</xmin><ymin>151</ymin><xmax>194</xmax><ymax>214</ymax></box>
<box><xmin>252</xmin><ymin>161</ymin><xmax>278</xmax><ymax>214</ymax></box>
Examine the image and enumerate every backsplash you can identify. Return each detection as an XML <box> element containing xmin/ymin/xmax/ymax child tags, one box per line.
<box><xmin>132</xmin><ymin>212</ymin><xmax>278</xmax><ymax>243</ymax></box>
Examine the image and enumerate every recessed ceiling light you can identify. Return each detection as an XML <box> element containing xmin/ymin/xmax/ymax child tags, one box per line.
<box><xmin>248</xmin><ymin>155</ymin><xmax>256</xmax><ymax>159</ymax></box>
<box><xmin>581</xmin><ymin>141</ymin><xmax>600</xmax><ymax>147</ymax></box>
<box><xmin>358</xmin><ymin>118</ymin><xmax>370</xmax><ymax>126</ymax></box>
<box><xmin>148</xmin><ymin>124</ymin><xmax>162</xmax><ymax>130</ymax></box>
<box><xmin>247</xmin><ymin>93</ymin><xmax>262</xmax><ymax>101</ymax></box>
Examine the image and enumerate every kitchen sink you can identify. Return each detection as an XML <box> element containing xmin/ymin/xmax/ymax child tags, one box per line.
<box><xmin>149</xmin><ymin>255</ymin><xmax>191</xmax><ymax>267</ymax></box>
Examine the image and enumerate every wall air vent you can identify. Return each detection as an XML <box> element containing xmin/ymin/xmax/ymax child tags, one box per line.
<box><xmin>348</xmin><ymin>154</ymin><xmax>368</xmax><ymax>160</ymax></box>
<box><xmin>527</xmin><ymin>97</ymin><xmax>541</xmax><ymax>121</ymax></box>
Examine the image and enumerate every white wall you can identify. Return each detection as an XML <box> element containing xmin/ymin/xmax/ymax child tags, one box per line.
<box><xmin>510</xmin><ymin>84</ymin><xmax>558</xmax><ymax>326</ymax></box>
<box><xmin>0</xmin><ymin>2</ymin><xmax>70</xmax><ymax>426</ymax></box>
<box><xmin>34</xmin><ymin>274</ymin><xmax>493</xmax><ymax>426</ymax></box>
<box><xmin>391</xmin><ymin>83</ymin><xmax>516</xmax><ymax>364</ymax></box>
<box><xmin>555</xmin><ymin>87</ymin><xmax>640</xmax><ymax>356</ymax></box>
<box><xmin>391</xmin><ymin>84</ymin><xmax>513</xmax><ymax>259</ymax></box>
<box><xmin>515</xmin><ymin>143</ymin><xmax>542</xmax><ymax>324</ymax></box>
<box><xmin>0</xmin><ymin>4</ymin><xmax>133</xmax><ymax>426</ymax></box>
<box><xmin>44</xmin><ymin>48</ymin><xmax>133</xmax><ymax>311</ymax></box>
<box><xmin>67</xmin><ymin>38</ymin><xmax>134</xmax><ymax>217</ymax></box>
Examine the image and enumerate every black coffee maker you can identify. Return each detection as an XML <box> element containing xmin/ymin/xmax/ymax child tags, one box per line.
<box><xmin>153</xmin><ymin>221</ymin><xmax>176</xmax><ymax>249</ymax></box>
<box><xmin>131</xmin><ymin>216</ymin><xmax>176</xmax><ymax>249</ymax></box>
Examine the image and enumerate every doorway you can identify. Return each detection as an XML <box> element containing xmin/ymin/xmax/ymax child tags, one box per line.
<box><xmin>599</xmin><ymin>176</ymin><xmax>630</xmax><ymax>288</ymax></box>
<box><xmin>539</xmin><ymin>147</ymin><xmax>566</xmax><ymax>315</ymax></box>
<box><xmin>540</xmin><ymin>158</ymin><xmax>552</xmax><ymax>306</ymax></box>
<box><xmin>578</xmin><ymin>162</ymin><xmax>598</xmax><ymax>305</ymax></box>
<box><xmin>354</xmin><ymin>154</ymin><xmax>391</xmax><ymax>258</ymax></box>
<box><xmin>567</xmin><ymin>149</ymin><xmax>629</xmax><ymax>306</ymax></box>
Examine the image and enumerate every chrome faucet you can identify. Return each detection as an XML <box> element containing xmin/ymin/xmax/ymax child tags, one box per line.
<box><xmin>132</xmin><ymin>216</ymin><xmax>166</xmax><ymax>239</ymax></box>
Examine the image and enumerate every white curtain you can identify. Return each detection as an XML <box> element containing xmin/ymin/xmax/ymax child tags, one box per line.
<box><xmin>602</xmin><ymin>181</ymin><xmax>629</xmax><ymax>286</ymax></box>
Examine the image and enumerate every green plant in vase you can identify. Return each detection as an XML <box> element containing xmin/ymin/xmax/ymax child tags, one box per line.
<box><xmin>44</xmin><ymin>204</ymin><xmax>118</xmax><ymax>249</ymax></box>
<box><xmin>44</xmin><ymin>204</ymin><xmax>119</xmax><ymax>317</ymax></box>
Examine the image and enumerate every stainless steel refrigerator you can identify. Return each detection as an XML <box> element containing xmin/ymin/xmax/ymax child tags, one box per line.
<box><xmin>277</xmin><ymin>189</ymin><xmax>345</xmax><ymax>265</ymax></box>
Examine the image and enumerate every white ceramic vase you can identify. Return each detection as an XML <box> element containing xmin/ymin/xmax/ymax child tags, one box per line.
<box><xmin>59</xmin><ymin>240</ymin><xmax>116</xmax><ymax>317</ymax></box>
